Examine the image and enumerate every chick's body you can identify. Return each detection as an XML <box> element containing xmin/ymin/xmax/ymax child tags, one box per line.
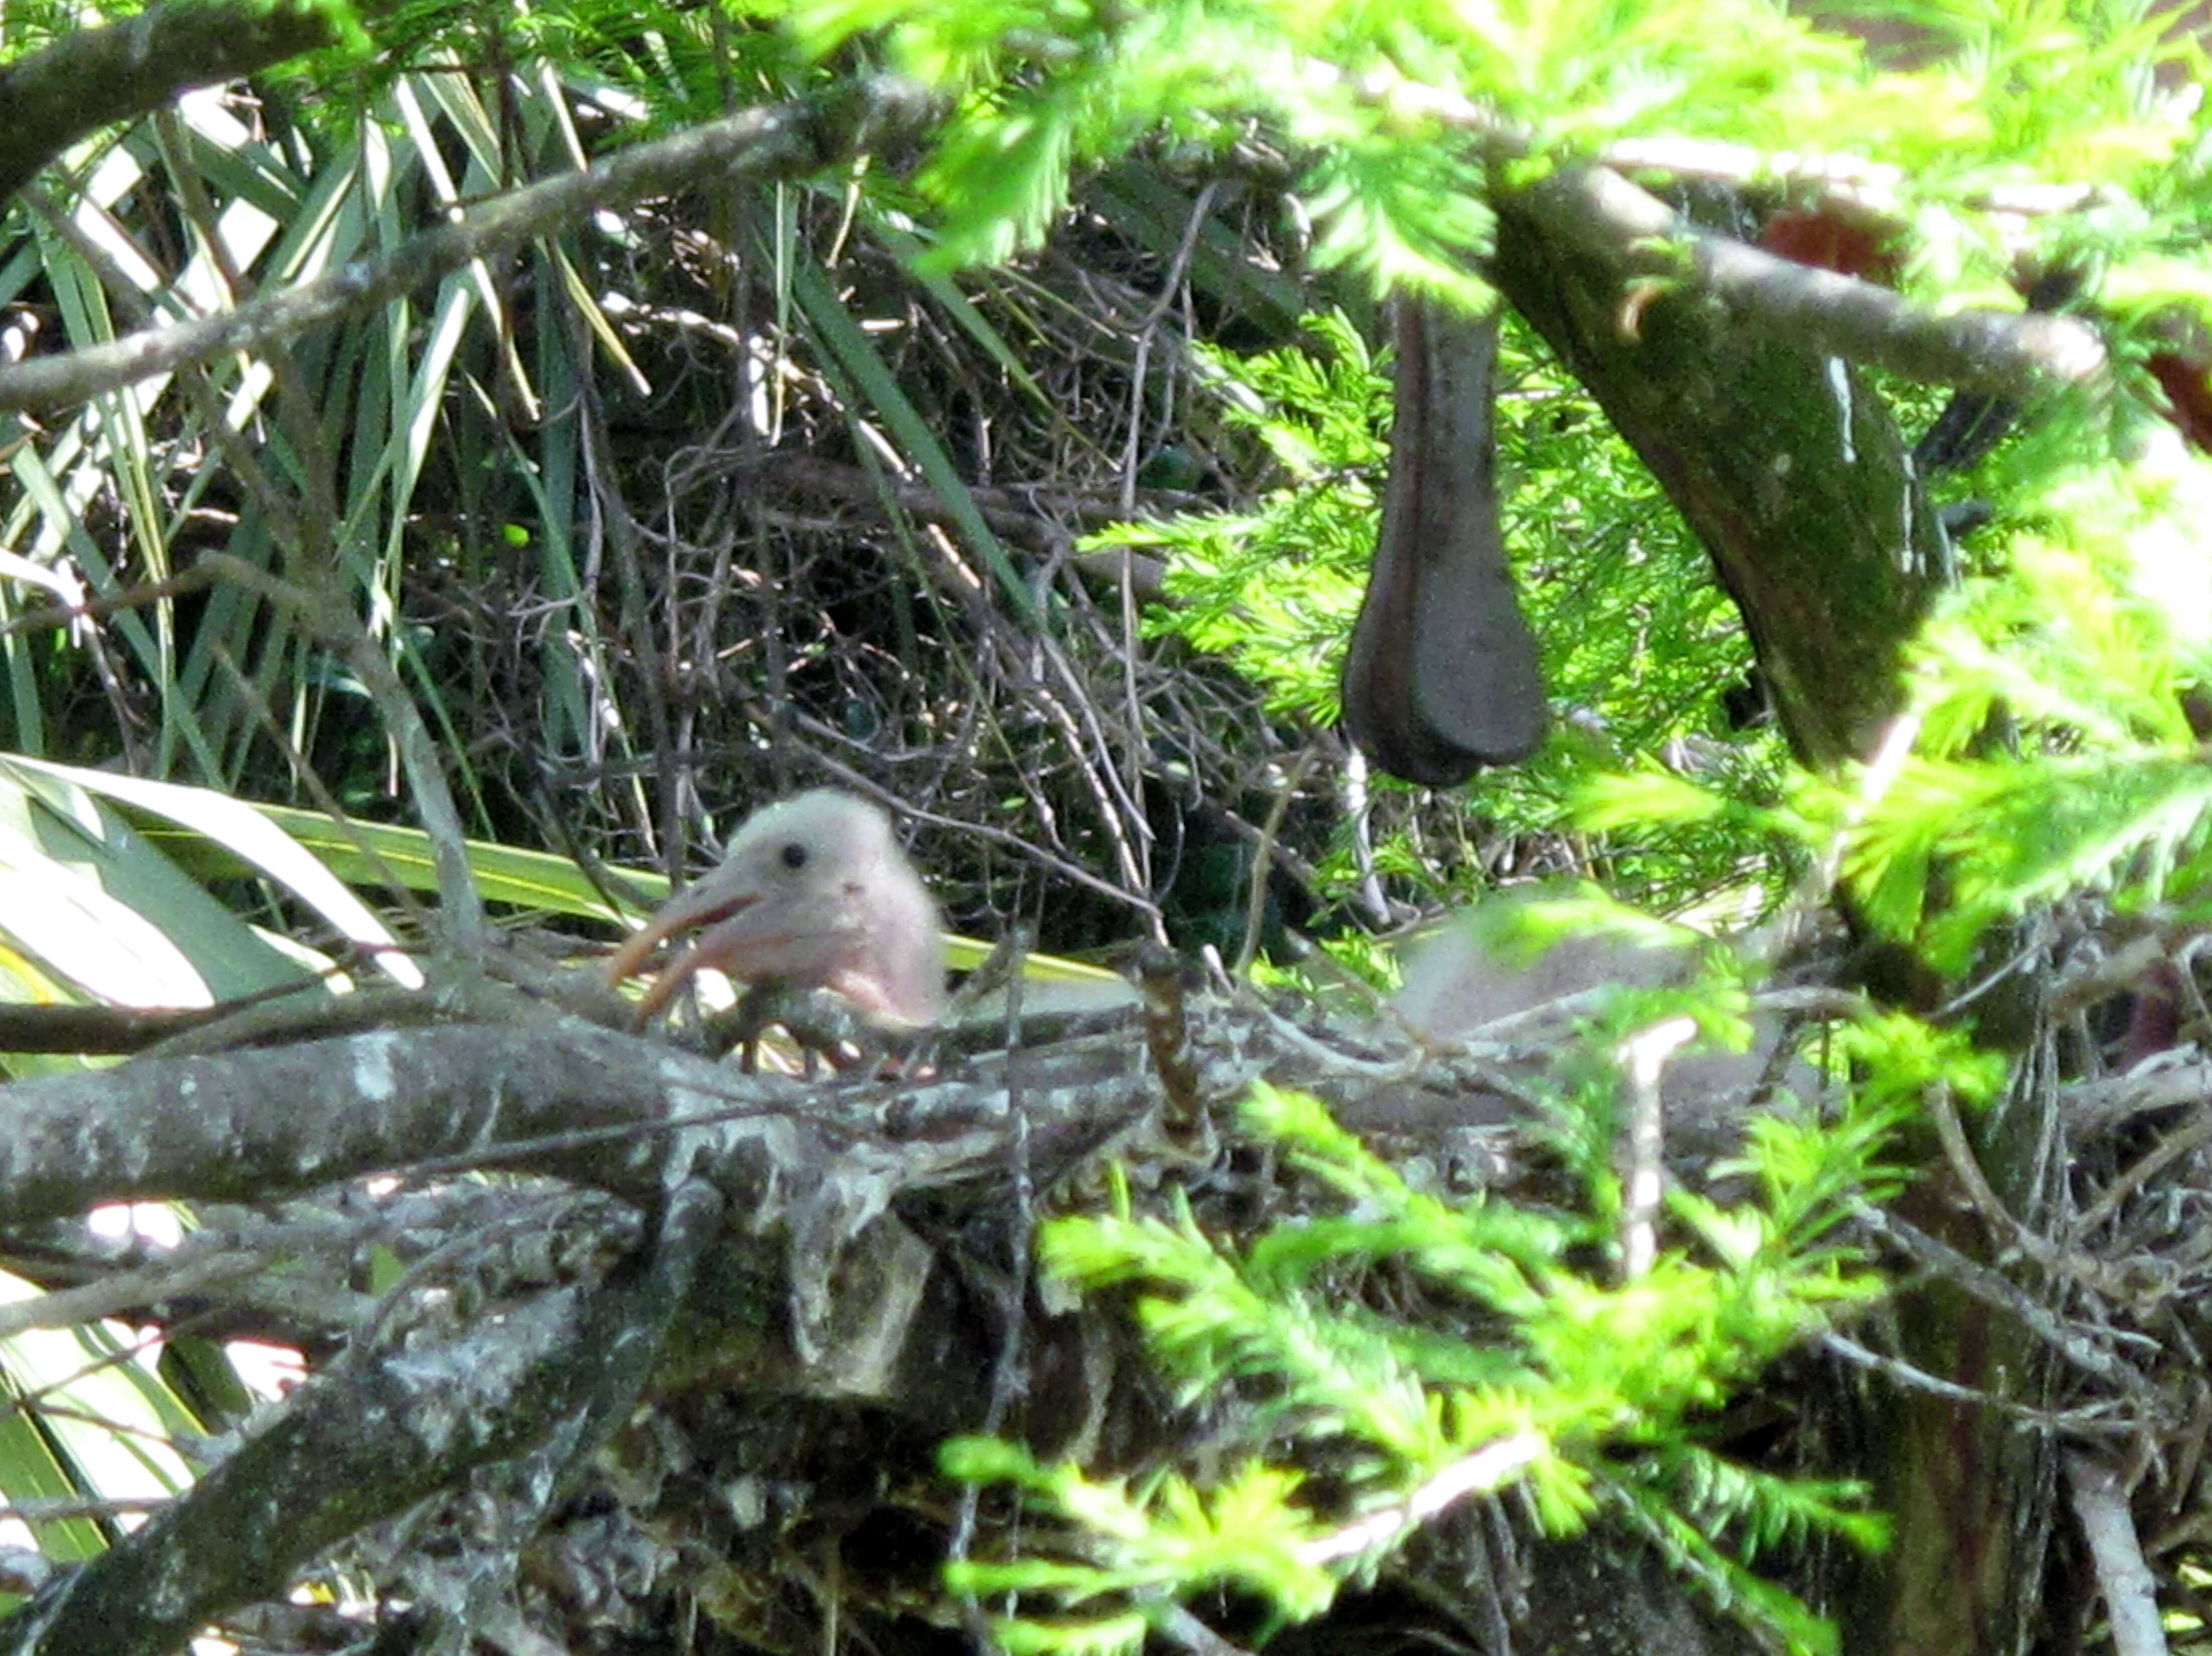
<box><xmin>605</xmin><ymin>790</ymin><xmax>945</xmax><ymax>1027</ymax></box>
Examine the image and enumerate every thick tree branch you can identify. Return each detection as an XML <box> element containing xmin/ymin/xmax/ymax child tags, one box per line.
<box><xmin>1517</xmin><ymin>161</ymin><xmax>2107</xmax><ymax>397</ymax></box>
<box><xmin>0</xmin><ymin>1003</ymin><xmax>1527</xmax><ymax>1261</ymax></box>
<box><xmin>0</xmin><ymin>78</ymin><xmax>932</xmax><ymax>417</ymax></box>
<box><xmin>6</xmin><ymin>1177</ymin><xmax>724</xmax><ymax>1656</ymax></box>
<box><xmin>1331</xmin><ymin>64</ymin><xmax>2112</xmax><ymax>401</ymax></box>
<box><xmin>0</xmin><ymin>0</ymin><xmax>352</xmax><ymax>209</ymax></box>
<box><xmin>1491</xmin><ymin>174</ymin><xmax>1955</xmax><ymax>770</ymax></box>
<box><xmin>0</xmin><ymin>985</ymin><xmax>1809</xmax><ymax>1656</ymax></box>
<box><xmin>0</xmin><ymin>1023</ymin><xmax>763</xmax><ymax>1221</ymax></box>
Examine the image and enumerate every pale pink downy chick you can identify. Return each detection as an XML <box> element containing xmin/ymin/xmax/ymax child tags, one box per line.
<box><xmin>604</xmin><ymin>790</ymin><xmax>946</xmax><ymax>1028</ymax></box>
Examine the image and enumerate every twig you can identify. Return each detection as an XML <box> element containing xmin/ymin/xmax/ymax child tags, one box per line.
<box><xmin>0</xmin><ymin>566</ymin><xmax>224</xmax><ymax>639</ymax></box>
<box><xmin>1296</xmin><ymin>1434</ymin><xmax>1546</xmax><ymax>1566</ymax></box>
<box><xmin>1618</xmin><ymin>1016</ymin><xmax>1696</xmax><ymax>1281</ymax></box>
<box><xmin>1233</xmin><ymin>746</ymin><xmax>1316</xmax><ymax>977</ymax></box>
<box><xmin>1852</xmin><ymin>1201</ymin><xmax>2158</xmax><ymax>1396</ymax></box>
<box><xmin>0</xmin><ymin>1495</ymin><xmax>172</xmax><ymax>1526</ymax></box>
<box><xmin>2065</xmin><ymin>1452</ymin><xmax>2169</xmax><ymax>1656</ymax></box>
<box><xmin>2070</xmin><ymin>1058</ymin><xmax>2212</xmax><ymax>1137</ymax></box>
<box><xmin>1153</xmin><ymin>1605</ymin><xmax>1259</xmax><ymax>1656</ymax></box>
<box><xmin>1116</xmin><ymin>180</ymin><xmax>1217</xmax><ymax>516</ymax></box>
<box><xmin>0</xmin><ymin>81</ymin><xmax>933</xmax><ymax>416</ymax></box>
<box><xmin>1822</xmin><ymin>1333</ymin><xmax>2134</xmax><ymax>1434</ymax></box>
<box><xmin>2071</xmin><ymin>1103</ymin><xmax>2212</xmax><ymax>1241</ymax></box>
<box><xmin>209</xmin><ymin>645</ymin><xmax>438</xmax><ymax>943</ymax></box>
<box><xmin>0</xmin><ymin>1248</ymin><xmax>267</xmax><ymax>1341</ymax></box>
<box><xmin>1924</xmin><ymin>1081</ymin><xmax>2177</xmax><ymax>1314</ymax></box>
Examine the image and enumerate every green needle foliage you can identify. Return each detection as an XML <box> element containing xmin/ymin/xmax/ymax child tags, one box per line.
<box><xmin>782</xmin><ymin>0</ymin><xmax>2206</xmax><ymax>300</ymax></box>
<box><xmin>943</xmin><ymin>1050</ymin><xmax>1952</xmax><ymax>1656</ymax></box>
<box><xmin>1100</xmin><ymin>307</ymin><xmax>1768</xmax><ymax>918</ymax></box>
<box><xmin>1117</xmin><ymin>310</ymin><xmax>1392</xmax><ymax>723</ymax></box>
<box><xmin>1576</xmin><ymin>397</ymin><xmax>2212</xmax><ymax>975</ymax></box>
<box><xmin>15</xmin><ymin>0</ymin><xmax>2212</xmax><ymax>1642</ymax></box>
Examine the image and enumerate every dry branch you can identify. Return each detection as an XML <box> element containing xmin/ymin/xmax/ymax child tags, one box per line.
<box><xmin>0</xmin><ymin>997</ymin><xmax>1489</xmax><ymax>1656</ymax></box>
<box><xmin>0</xmin><ymin>0</ymin><xmax>351</xmax><ymax>208</ymax></box>
<box><xmin>1512</xmin><ymin>161</ymin><xmax>2108</xmax><ymax>396</ymax></box>
<box><xmin>0</xmin><ymin>973</ymin><xmax>2201</xmax><ymax>1655</ymax></box>
<box><xmin>10</xmin><ymin>1178</ymin><xmax>724</xmax><ymax>1656</ymax></box>
<box><xmin>0</xmin><ymin>79</ymin><xmax>933</xmax><ymax>417</ymax></box>
<box><xmin>2066</xmin><ymin>1453</ymin><xmax>2169</xmax><ymax>1656</ymax></box>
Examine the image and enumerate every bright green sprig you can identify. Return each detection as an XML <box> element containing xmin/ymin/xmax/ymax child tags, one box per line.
<box><xmin>947</xmin><ymin>1074</ymin><xmax>1903</xmax><ymax>1656</ymax></box>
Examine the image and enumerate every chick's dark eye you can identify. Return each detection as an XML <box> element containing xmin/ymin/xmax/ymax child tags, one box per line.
<box><xmin>778</xmin><ymin>841</ymin><xmax>809</xmax><ymax>872</ymax></box>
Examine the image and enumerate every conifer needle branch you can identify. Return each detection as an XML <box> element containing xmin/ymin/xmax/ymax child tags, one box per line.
<box><xmin>1296</xmin><ymin>1433</ymin><xmax>1546</xmax><ymax>1566</ymax></box>
<box><xmin>1314</xmin><ymin>63</ymin><xmax>2109</xmax><ymax>400</ymax></box>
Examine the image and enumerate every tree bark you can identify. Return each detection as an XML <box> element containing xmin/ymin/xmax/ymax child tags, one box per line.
<box><xmin>1489</xmin><ymin>172</ymin><xmax>2059</xmax><ymax>1656</ymax></box>
<box><xmin>1491</xmin><ymin>169</ymin><xmax>1954</xmax><ymax>770</ymax></box>
<box><xmin>0</xmin><ymin>0</ymin><xmax>350</xmax><ymax>209</ymax></box>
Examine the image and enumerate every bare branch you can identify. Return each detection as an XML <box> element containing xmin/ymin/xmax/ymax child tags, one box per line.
<box><xmin>1324</xmin><ymin>61</ymin><xmax>2111</xmax><ymax>399</ymax></box>
<box><xmin>1513</xmin><ymin>162</ymin><xmax>2107</xmax><ymax>398</ymax></box>
<box><xmin>2065</xmin><ymin>1453</ymin><xmax>2169</xmax><ymax>1656</ymax></box>
<box><xmin>0</xmin><ymin>78</ymin><xmax>932</xmax><ymax>417</ymax></box>
<box><xmin>7</xmin><ymin>1178</ymin><xmax>724</xmax><ymax>1656</ymax></box>
<box><xmin>0</xmin><ymin>0</ymin><xmax>350</xmax><ymax>208</ymax></box>
<box><xmin>0</xmin><ymin>1022</ymin><xmax>749</xmax><ymax>1221</ymax></box>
